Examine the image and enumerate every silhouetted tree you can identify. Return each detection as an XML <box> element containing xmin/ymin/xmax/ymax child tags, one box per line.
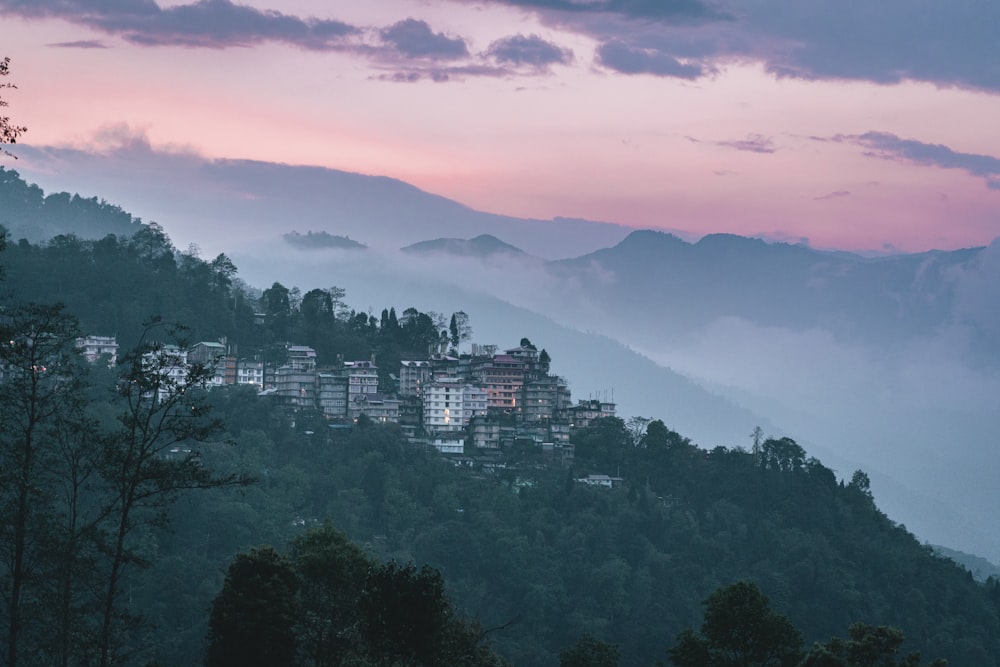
<box><xmin>560</xmin><ymin>633</ymin><xmax>619</xmax><ymax>667</ymax></box>
<box><xmin>669</xmin><ymin>581</ymin><xmax>802</xmax><ymax>667</ymax></box>
<box><xmin>206</xmin><ymin>546</ymin><xmax>299</xmax><ymax>667</ymax></box>
<box><xmin>1</xmin><ymin>57</ymin><xmax>27</xmax><ymax>158</ymax></box>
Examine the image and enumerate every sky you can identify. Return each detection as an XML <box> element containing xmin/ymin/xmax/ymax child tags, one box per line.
<box><xmin>2</xmin><ymin>0</ymin><xmax>1000</xmax><ymax>253</ymax></box>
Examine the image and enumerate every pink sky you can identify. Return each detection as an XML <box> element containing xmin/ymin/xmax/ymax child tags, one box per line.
<box><xmin>2</xmin><ymin>0</ymin><xmax>1000</xmax><ymax>253</ymax></box>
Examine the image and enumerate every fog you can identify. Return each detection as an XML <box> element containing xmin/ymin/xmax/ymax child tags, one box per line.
<box><xmin>233</xmin><ymin>238</ymin><xmax>1000</xmax><ymax>561</ymax></box>
<box><xmin>15</xmin><ymin>145</ymin><xmax>1000</xmax><ymax>561</ymax></box>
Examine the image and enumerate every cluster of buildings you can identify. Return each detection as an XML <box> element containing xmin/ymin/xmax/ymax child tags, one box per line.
<box><xmin>76</xmin><ymin>335</ymin><xmax>617</xmax><ymax>456</ymax></box>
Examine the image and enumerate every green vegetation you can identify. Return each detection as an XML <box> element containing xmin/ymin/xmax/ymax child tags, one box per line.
<box><xmin>1</xmin><ymin>189</ymin><xmax>999</xmax><ymax>666</ymax></box>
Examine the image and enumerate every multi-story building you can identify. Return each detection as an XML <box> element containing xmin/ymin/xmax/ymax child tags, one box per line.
<box><xmin>470</xmin><ymin>354</ymin><xmax>527</xmax><ymax>411</ymax></box>
<box><xmin>568</xmin><ymin>399</ymin><xmax>617</xmax><ymax>431</ymax></box>
<box><xmin>399</xmin><ymin>360</ymin><xmax>432</xmax><ymax>398</ymax></box>
<box><xmin>236</xmin><ymin>359</ymin><xmax>265</xmax><ymax>388</ymax></box>
<box><xmin>274</xmin><ymin>365</ymin><xmax>316</xmax><ymax>408</ymax></box>
<box><xmin>188</xmin><ymin>341</ymin><xmax>226</xmax><ymax>366</ymax></box>
<box><xmin>317</xmin><ymin>371</ymin><xmax>348</xmax><ymax>420</ymax></box>
<box><xmin>521</xmin><ymin>374</ymin><xmax>571</xmax><ymax>423</ymax></box>
<box><xmin>350</xmin><ymin>393</ymin><xmax>401</xmax><ymax>423</ymax></box>
<box><xmin>286</xmin><ymin>345</ymin><xmax>317</xmax><ymax>370</ymax></box>
<box><xmin>423</xmin><ymin>377</ymin><xmax>465</xmax><ymax>432</ymax></box>
<box><xmin>76</xmin><ymin>335</ymin><xmax>119</xmax><ymax>365</ymax></box>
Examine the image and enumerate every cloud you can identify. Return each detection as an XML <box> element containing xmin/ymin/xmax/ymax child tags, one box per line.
<box><xmin>486</xmin><ymin>34</ymin><xmax>572</xmax><ymax>69</ymax></box>
<box><xmin>835</xmin><ymin>131</ymin><xmax>1000</xmax><ymax>189</ymax></box>
<box><xmin>687</xmin><ymin>133</ymin><xmax>776</xmax><ymax>153</ymax></box>
<box><xmin>479</xmin><ymin>0</ymin><xmax>724</xmax><ymax>22</ymax></box>
<box><xmin>596</xmin><ymin>40</ymin><xmax>706</xmax><ymax>78</ymax></box>
<box><xmin>814</xmin><ymin>190</ymin><xmax>851</xmax><ymax>201</ymax></box>
<box><xmin>373</xmin><ymin>64</ymin><xmax>509</xmax><ymax>84</ymax></box>
<box><xmin>48</xmin><ymin>39</ymin><xmax>109</xmax><ymax>49</ymax></box>
<box><xmin>0</xmin><ymin>0</ymin><xmax>358</xmax><ymax>50</ymax></box>
<box><xmin>484</xmin><ymin>0</ymin><xmax>1000</xmax><ymax>91</ymax></box>
<box><xmin>379</xmin><ymin>18</ymin><xmax>468</xmax><ymax>60</ymax></box>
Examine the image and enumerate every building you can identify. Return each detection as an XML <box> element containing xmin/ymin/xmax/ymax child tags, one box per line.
<box><xmin>521</xmin><ymin>374</ymin><xmax>571</xmax><ymax>423</ymax></box>
<box><xmin>423</xmin><ymin>378</ymin><xmax>488</xmax><ymax>433</ymax></box>
<box><xmin>470</xmin><ymin>354</ymin><xmax>527</xmax><ymax>411</ymax></box>
<box><xmin>399</xmin><ymin>360</ymin><xmax>432</xmax><ymax>398</ymax></box>
<box><xmin>317</xmin><ymin>371</ymin><xmax>348</xmax><ymax>419</ymax></box>
<box><xmin>236</xmin><ymin>359</ymin><xmax>265</xmax><ymax>388</ymax></box>
<box><xmin>568</xmin><ymin>399</ymin><xmax>617</xmax><ymax>431</ymax></box>
<box><xmin>76</xmin><ymin>335</ymin><xmax>118</xmax><ymax>365</ymax></box>
<box><xmin>188</xmin><ymin>341</ymin><xmax>226</xmax><ymax>366</ymax></box>
<box><xmin>350</xmin><ymin>393</ymin><xmax>401</xmax><ymax>423</ymax></box>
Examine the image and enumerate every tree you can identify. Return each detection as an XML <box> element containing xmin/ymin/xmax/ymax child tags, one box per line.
<box><xmin>0</xmin><ymin>303</ymin><xmax>86</xmax><ymax>667</ymax></box>
<box><xmin>359</xmin><ymin>561</ymin><xmax>452</xmax><ymax>666</ymax></box>
<box><xmin>289</xmin><ymin>523</ymin><xmax>373</xmax><ymax>667</ymax></box>
<box><xmin>94</xmin><ymin>320</ymin><xmax>243</xmax><ymax>667</ymax></box>
<box><xmin>760</xmin><ymin>437</ymin><xmax>806</xmax><ymax>472</ymax></box>
<box><xmin>848</xmin><ymin>470</ymin><xmax>873</xmax><ymax>502</ymax></box>
<box><xmin>206</xmin><ymin>546</ymin><xmax>300</xmax><ymax>667</ymax></box>
<box><xmin>799</xmin><ymin>623</ymin><xmax>946</xmax><ymax>667</ymax></box>
<box><xmin>560</xmin><ymin>633</ymin><xmax>620</xmax><ymax>667</ymax></box>
<box><xmin>669</xmin><ymin>582</ymin><xmax>802</xmax><ymax>667</ymax></box>
<box><xmin>538</xmin><ymin>348</ymin><xmax>551</xmax><ymax>374</ymax></box>
<box><xmin>1</xmin><ymin>57</ymin><xmax>27</xmax><ymax>158</ymax></box>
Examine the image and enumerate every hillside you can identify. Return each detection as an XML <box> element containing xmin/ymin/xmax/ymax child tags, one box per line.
<box><xmin>2</xmin><ymin>220</ymin><xmax>999</xmax><ymax>666</ymax></box>
<box><xmin>0</xmin><ymin>167</ymin><xmax>143</xmax><ymax>242</ymax></box>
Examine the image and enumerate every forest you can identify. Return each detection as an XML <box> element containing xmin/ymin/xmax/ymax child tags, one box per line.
<box><xmin>1</xmin><ymin>174</ymin><xmax>1000</xmax><ymax>666</ymax></box>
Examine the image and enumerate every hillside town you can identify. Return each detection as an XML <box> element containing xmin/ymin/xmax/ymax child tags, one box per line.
<box><xmin>76</xmin><ymin>334</ymin><xmax>616</xmax><ymax>459</ymax></box>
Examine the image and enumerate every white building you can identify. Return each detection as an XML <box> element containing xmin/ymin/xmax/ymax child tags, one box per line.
<box><xmin>423</xmin><ymin>378</ymin><xmax>488</xmax><ymax>432</ymax></box>
<box><xmin>76</xmin><ymin>335</ymin><xmax>118</xmax><ymax>365</ymax></box>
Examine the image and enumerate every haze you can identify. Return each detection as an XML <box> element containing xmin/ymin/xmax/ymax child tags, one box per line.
<box><xmin>3</xmin><ymin>0</ymin><xmax>1000</xmax><ymax>561</ymax></box>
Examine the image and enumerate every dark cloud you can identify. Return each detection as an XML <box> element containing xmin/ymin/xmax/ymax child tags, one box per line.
<box><xmin>597</xmin><ymin>40</ymin><xmax>705</xmax><ymax>78</ymax></box>
<box><xmin>486</xmin><ymin>34</ymin><xmax>572</xmax><ymax>68</ymax></box>
<box><xmin>477</xmin><ymin>0</ymin><xmax>724</xmax><ymax>22</ymax></box>
<box><xmin>482</xmin><ymin>0</ymin><xmax>1000</xmax><ymax>91</ymax></box>
<box><xmin>374</xmin><ymin>64</ymin><xmax>510</xmax><ymax>84</ymax></box>
<box><xmin>687</xmin><ymin>133</ymin><xmax>776</xmax><ymax>153</ymax></box>
<box><xmin>48</xmin><ymin>40</ymin><xmax>109</xmax><ymax>48</ymax></box>
<box><xmin>380</xmin><ymin>18</ymin><xmax>468</xmax><ymax>60</ymax></box>
<box><xmin>835</xmin><ymin>131</ymin><xmax>1000</xmax><ymax>189</ymax></box>
<box><xmin>0</xmin><ymin>0</ymin><xmax>358</xmax><ymax>50</ymax></box>
<box><xmin>814</xmin><ymin>190</ymin><xmax>851</xmax><ymax>201</ymax></box>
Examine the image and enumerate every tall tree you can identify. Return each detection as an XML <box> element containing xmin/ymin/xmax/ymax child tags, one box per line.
<box><xmin>0</xmin><ymin>303</ymin><xmax>85</xmax><ymax>667</ymax></box>
<box><xmin>289</xmin><ymin>523</ymin><xmax>372</xmax><ymax>667</ymax></box>
<box><xmin>206</xmin><ymin>546</ymin><xmax>300</xmax><ymax>667</ymax></box>
<box><xmin>669</xmin><ymin>581</ymin><xmax>802</xmax><ymax>667</ymax></box>
<box><xmin>93</xmin><ymin>320</ymin><xmax>242</xmax><ymax>667</ymax></box>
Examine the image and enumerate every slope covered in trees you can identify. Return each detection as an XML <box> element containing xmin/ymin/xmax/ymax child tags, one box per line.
<box><xmin>1</xmin><ymin>221</ymin><xmax>999</xmax><ymax>666</ymax></box>
<box><xmin>0</xmin><ymin>168</ymin><xmax>143</xmax><ymax>243</ymax></box>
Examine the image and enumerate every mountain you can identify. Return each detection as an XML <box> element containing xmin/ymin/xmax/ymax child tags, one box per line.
<box><xmin>283</xmin><ymin>230</ymin><xmax>367</xmax><ymax>251</ymax></box>
<box><xmin>0</xmin><ymin>167</ymin><xmax>143</xmax><ymax>242</ymax></box>
<box><xmin>401</xmin><ymin>234</ymin><xmax>531</xmax><ymax>260</ymax></box>
<box><xmin>14</xmin><ymin>146</ymin><xmax>633</xmax><ymax>259</ymax></box>
<box><xmin>548</xmin><ymin>229</ymin><xmax>984</xmax><ymax>350</ymax></box>
<box><xmin>11</xmin><ymin>149</ymin><xmax>1000</xmax><ymax>561</ymax></box>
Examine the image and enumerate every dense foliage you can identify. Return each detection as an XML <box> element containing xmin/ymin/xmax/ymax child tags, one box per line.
<box><xmin>1</xmin><ymin>191</ymin><xmax>999</xmax><ymax>666</ymax></box>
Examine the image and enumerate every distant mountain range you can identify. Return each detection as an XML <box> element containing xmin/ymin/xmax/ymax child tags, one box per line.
<box><xmin>9</xmin><ymin>150</ymin><xmax>1000</xmax><ymax>562</ymax></box>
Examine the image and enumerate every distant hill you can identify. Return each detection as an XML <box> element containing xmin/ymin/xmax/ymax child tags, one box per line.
<box><xmin>13</xmin><ymin>147</ymin><xmax>634</xmax><ymax>259</ymax></box>
<box><xmin>548</xmin><ymin>229</ymin><xmax>984</xmax><ymax>351</ymax></box>
<box><xmin>401</xmin><ymin>234</ymin><xmax>531</xmax><ymax>259</ymax></box>
<box><xmin>0</xmin><ymin>167</ymin><xmax>143</xmax><ymax>242</ymax></box>
<box><xmin>283</xmin><ymin>230</ymin><xmax>367</xmax><ymax>251</ymax></box>
<box><xmin>933</xmin><ymin>545</ymin><xmax>1000</xmax><ymax>582</ymax></box>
